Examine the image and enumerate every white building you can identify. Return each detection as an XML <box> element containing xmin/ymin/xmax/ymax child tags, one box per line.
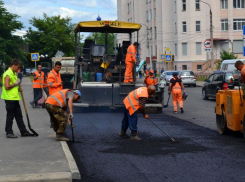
<box><xmin>117</xmin><ymin>0</ymin><xmax>245</xmax><ymax>73</ymax></box>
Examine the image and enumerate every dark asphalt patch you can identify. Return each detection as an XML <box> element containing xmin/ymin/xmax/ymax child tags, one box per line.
<box><xmin>100</xmin><ymin>133</ymin><xmax>207</xmax><ymax>157</ymax></box>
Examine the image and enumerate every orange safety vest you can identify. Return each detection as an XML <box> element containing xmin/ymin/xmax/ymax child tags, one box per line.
<box><xmin>241</xmin><ymin>65</ymin><xmax>245</xmax><ymax>83</ymax></box>
<box><xmin>125</xmin><ymin>44</ymin><xmax>136</xmax><ymax>63</ymax></box>
<box><xmin>45</xmin><ymin>89</ymin><xmax>71</xmax><ymax>108</ymax></box>
<box><xmin>43</xmin><ymin>75</ymin><xmax>48</xmax><ymax>88</ymax></box>
<box><xmin>172</xmin><ymin>77</ymin><xmax>182</xmax><ymax>90</ymax></box>
<box><xmin>123</xmin><ymin>87</ymin><xmax>148</xmax><ymax>115</ymax></box>
<box><xmin>144</xmin><ymin>75</ymin><xmax>157</xmax><ymax>88</ymax></box>
<box><xmin>47</xmin><ymin>69</ymin><xmax>63</xmax><ymax>95</ymax></box>
<box><xmin>33</xmin><ymin>71</ymin><xmax>44</xmax><ymax>88</ymax></box>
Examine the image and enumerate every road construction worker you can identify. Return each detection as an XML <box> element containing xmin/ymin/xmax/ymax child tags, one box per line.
<box><xmin>45</xmin><ymin>89</ymin><xmax>81</xmax><ymax>141</ymax></box>
<box><xmin>1</xmin><ymin>59</ymin><xmax>34</xmax><ymax>138</ymax></box>
<box><xmin>235</xmin><ymin>61</ymin><xmax>245</xmax><ymax>83</ymax></box>
<box><xmin>168</xmin><ymin>72</ymin><xmax>185</xmax><ymax>113</ymax></box>
<box><xmin>30</xmin><ymin>65</ymin><xmax>44</xmax><ymax>108</ymax></box>
<box><xmin>144</xmin><ymin>69</ymin><xmax>157</xmax><ymax>88</ymax></box>
<box><xmin>47</xmin><ymin>61</ymin><xmax>63</xmax><ymax>95</ymax></box>
<box><xmin>124</xmin><ymin>42</ymin><xmax>139</xmax><ymax>83</ymax></box>
<box><xmin>119</xmin><ymin>85</ymin><xmax>156</xmax><ymax>140</ymax></box>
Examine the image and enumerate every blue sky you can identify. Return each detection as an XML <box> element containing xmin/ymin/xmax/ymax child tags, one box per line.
<box><xmin>2</xmin><ymin>0</ymin><xmax>117</xmax><ymax>36</ymax></box>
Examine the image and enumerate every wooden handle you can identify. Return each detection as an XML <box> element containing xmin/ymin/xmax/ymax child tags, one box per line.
<box><xmin>19</xmin><ymin>85</ymin><xmax>28</xmax><ymax>115</ymax></box>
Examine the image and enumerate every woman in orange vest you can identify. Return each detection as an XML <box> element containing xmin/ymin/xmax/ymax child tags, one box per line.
<box><xmin>168</xmin><ymin>72</ymin><xmax>185</xmax><ymax>113</ymax></box>
<box><xmin>124</xmin><ymin>42</ymin><xmax>138</xmax><ymax>83</ymax></box>
<box><xmin>45</xmin><ymin>89</ymin><xmax>81</xmax><ymax>141</ymax></box>
<box><xmin>47</xmin><ymin>61</ymin><xmax>63</xmax><ymax>95</ymax></box>
<box><xmin>30</xmin><ymin>65</ymin><xmax>44</xmax><ymax>108</ymax></box>
<box><xmin>144</xmin><ymin>69</ymin><xmax>157</xmax><ymax>87</ymax></box>
<box><xmin>119</xmin><ymin>85</ymin><xmax>156</xmax><ymax>140</ymax></box>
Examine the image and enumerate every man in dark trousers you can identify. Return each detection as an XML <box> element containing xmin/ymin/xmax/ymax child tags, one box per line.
<box><xmin>1</xmin><ymin>59</ymin><xmax>34</xmax><ymax>138</ymax></box>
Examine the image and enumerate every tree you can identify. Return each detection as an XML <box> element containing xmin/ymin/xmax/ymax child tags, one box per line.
<box><xmin>0</xmin><ymin>1</ymin><xmax>27</xmax><ymax>66</ymax></box>
<box><xmin>25</xmin><ymin>13</ymin><xmax>75</xmax><ymax>58</ymax></box>
<box><xmin>85</xmin><ymin>33</ymin><xmax>116</xmax><ymax>54</ymax></box>
<box><xmin>216</xmin><ymin>50</ymin><xmax>238</xmax><ymax>69</ymax></box>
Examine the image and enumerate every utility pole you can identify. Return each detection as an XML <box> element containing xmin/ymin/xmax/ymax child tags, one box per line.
<box><xmin>210</xmin><ymin>9</ymin><xmax>214</xmax><ymax>69</ymax></box>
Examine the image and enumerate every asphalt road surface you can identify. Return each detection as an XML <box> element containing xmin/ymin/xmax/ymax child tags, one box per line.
<box><xmin>67</xmin><ymin>105</ymin><xmax>245</xmax><ymax>182</ymax></box>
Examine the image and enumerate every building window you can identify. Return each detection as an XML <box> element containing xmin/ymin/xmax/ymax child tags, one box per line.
<box><xmin>182</xmin><ymin>65</ymin><xmax>187</xmax><ymax>70</ymax></box>
<box><xmin>174</xmin><ymin>1</ymin><xmax>177</xmax><ymax>13</ymax></box>
<box><xmin>154</xmin><ymin>27</ymin><xmax>157</xmax><ymax>39</ymax></box>
<box><xmin>233</xmin><ymin>19</ymin><xmax>245</xmax><ymax>30</ymax></box>
<box><xmin>128</xmin><ymin>3</ymin><xmax>131</xmax><ymax>13</ymax></box>
<box><xmin>149</xmin><ymin>9</ymin><xmax>152</xmax><ymax>21</ymax></box>
<box><xmin>175</xmin><ymin>43</ymin><xmax>178</xmax><ymax>56</ymax></box>
<box><xmin>146</xmin><ymin>11</ymin><xmax>148</xmax><ymax>21</ymax></box>
<box><xmin>233</xmin><ymin>40</ymin><xmax>243</xmax><ymax>53</ymax></box>
<box><xmin>147</xmin><ymin>10</ymin><xmax>152</xmax><ymax>21</ymax></box>
<box><xmin>155</xmin><ymin>45</ymin><xmax>157</xmax><ymax>57</ymax></box>
<box><xmin>196</xmin><ymin>0</ymin><xmax>200</xmax><ymax>10</ymax></box>
<box><xmin>150</xmin><ymin>27</ymin><xmax>152</xmax><ymax>40</ymax></box>
<box><xmin>182</xmin><ymin>0</ymin><xmax>186</xmax><ymax>11</ymax></box>
<box><xmin>146</xmin><ymin>0</ymin><xmax>148</xmax><ymax>4</ymax></box>
<box><xmin>182</xmin><ymin>43</ymin><xmax>187</xmax><ymax>56</ymax></box>
<box><xmin>175</xmin><ymin>22</ymin><xmax>177</xmax><ymax>34</ymax></box>
<box><xmin>182</xmin><ymin>22</ymin><xmax>187</xmax><ymax>33</ymax></box>
<box><xmin>149</xmin><ymin>0</ymin><xmax>151</xmax><ymax>3</ymax></box>
<box><xmin>154</xmin><ymin>8</ymin><xmax>156</xmax><ymax>19</ymax></box>
<box><xmin>196</xmin><ymin>42</ymin><xmax>202</xmax><ymax>55</ymax></box>
<box><xmin>221</xmin><ymin>0</ymin><xmax>228</xmax><ymax>9</ymax></box>
<box><xmin>196</xmin><ymin>21</ymin><xmax>201</xmax><ymax>32</ymax></box>
<box><xmin>233</xmin><ymin>0</ymin><xmax>245</xmax><ymax>8</ymax></box>
<box><xmin>197</xmin><ymin>65</ymin><xmax>202</xmax><ymax>71</ymax></box>
<box><xmin>221</xmin><ymin>19</ymin><xmax>228</xmax><ymax>31</ymax></box>
<box><xmin>128</xmin><ymin>18</ymin><xmax>132</xmax><ymax>22</ymax></box>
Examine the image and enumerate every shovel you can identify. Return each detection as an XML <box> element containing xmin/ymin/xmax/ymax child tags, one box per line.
<box><xmin>164</xmin><ymin>93</ymin><xmax>171</xmax><ymax>108</ymax></box>
<box><xmin>19</xmin><ymin>85</ymin><xmax>39</xmax><ymax>136</ymax></box>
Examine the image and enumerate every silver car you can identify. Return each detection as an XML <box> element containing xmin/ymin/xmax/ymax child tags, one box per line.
<box><xmin>178</xmin><ymin>70</ymin><xmax>196</xmax><ymax>87</ymax></box>
<box><xmin>161</xmin><ymin>71</ymin><xmax>178</xmax><ymax>85</ymax></box>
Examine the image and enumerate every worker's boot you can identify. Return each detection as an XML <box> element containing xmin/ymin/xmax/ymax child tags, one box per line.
<box><xmin>180</xmin><ymin>108</ymin><xmax>184</xmax><ymax>113</ymax></box>
<box><xmin>119</xmin><ymin>129</ymin><xmax>129</xmax><ymax>138</ymax></box>
<box><xmin>30</xmin><ymin>101</ymin><xmax>35</xmax><ymax>108</ymax></box>
<box><xmin>56</xmin><ymin>134</ymin><xmax>70</xmax><ymax>141</ymax></box>
<box><xmin>130</xmin><ymin>130</ymin><xmax>142</xmax><ymax>141</ymax></box>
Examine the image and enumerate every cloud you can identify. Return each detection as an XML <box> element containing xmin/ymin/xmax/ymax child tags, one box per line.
<box><xmin>12</xmin><ymin>30</ymin><xmax>27</xmax><ymax>37</ymax></box>
<box><xmin>68</xmin><ymin>0</ymin><xmax>97</xmax><ymax>7</ymax></box>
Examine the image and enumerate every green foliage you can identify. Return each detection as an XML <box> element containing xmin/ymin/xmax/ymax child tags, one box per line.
<box><xmin>217</xmin><ymin>50</ymin><xmax>238</xmax><ymax>69</ymax></box>
<box><xmin>220</xmin><ymin>50</ymin><xmax>238</xmax><ymax>60</ymax></box>
<box><xmin>85</xmin><ymin>33</ymin><xmax>116</xmax><ymax>54</ymax></box>
<box><xmin>25</xmin><ymin>13</ymin><xmax>75</xmax><ymax>58</ymax></box>
<box><xmin>0</xmin><ymin>1</ymin><xmax>27</xmax><ymax>66</ymax></box>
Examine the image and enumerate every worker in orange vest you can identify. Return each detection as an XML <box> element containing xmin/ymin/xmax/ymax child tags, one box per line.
<box><xmin>144</xmin><ymin>69</ymin><xmax>157</xmax><ymax>87</ymax></box>
<box><xmin>47</xmin><ymin>61</ymin><xmax>63</xmax><ymax>95</ymax></box>
<box><xmin>168</xmin><ymin>72</ymin><xmax>185</xmax><ymax>113</ymax></box>
<box><xmin>124</xmin><ymin>42</ymin><xmax>139</xmax><ymax>83</ymax></box>
<box><xmin>119</xmin><ymin>85</ymin><xmax>156</xmax><ymax>140</ymax></box>
<box><xmin>235</xmin><ymin>61</ymin><xmax>245</xmax><ymax>83</ymax></box>
<box><xmin>45</xmin><ymin>89</ymin><xmax>81</xmax><ymax>141</ymax></box>
<box><xmin>30</xmin><ymin>65</ymin><xmax>44</xmax><ymax>108</ymax></box>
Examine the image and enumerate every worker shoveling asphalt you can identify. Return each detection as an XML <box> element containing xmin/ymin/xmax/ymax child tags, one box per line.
<box><xmin>45</xmin><ymin>89</ymin><xmax>81</xmax><ymax>141</ymax></box>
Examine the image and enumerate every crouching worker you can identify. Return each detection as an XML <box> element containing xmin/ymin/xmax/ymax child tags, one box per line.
<box><xmin>45</xmin><ymin>89</ymin><xmax>81</xmax><ymax>141</ymax></box>
<box><xmin>119</xmin><ymin>85</ymin><xmax>156</xmax><ymax>141</ymax></box>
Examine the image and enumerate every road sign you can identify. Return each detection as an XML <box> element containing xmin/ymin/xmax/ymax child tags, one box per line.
<box><xmin>165</xmin><ymin>54</ymin><xmax>172</xmax><ymax>62</ymax></box>
<box><xmin>204</xmin><ymin>48</ymin><xmax>212</xmax><ymax>52</ymax></box>
<box><xmin>160</xmin><ymin>54</ymin><xmax>165</xmax><ymax>61</ymax></box>
<box><xmin>243</xmin><ymin>25</ymin><xmax>245</xmax><ymax>56</ymax></box>
<box><xmin>31</xmin><ymin>53</ymin><xmax>39</xmax><ymax>61</ymax></box>
<box><xmin>165</xmin><ymin>47</ymin><xmax>171</xmax><ymax>52</ymax></box>
<box><xmin>204</xmin><ymin>39</ymin><xmax>212</xmax><ymax>48</ymax></box>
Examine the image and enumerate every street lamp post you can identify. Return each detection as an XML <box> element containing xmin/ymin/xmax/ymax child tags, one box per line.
<box><xmin>200</xmin><ymin>0</ymin><xmax>214</xmax><ymax>69</ymax></box>
<box><xmin>141</xmin><ymin>23</ymin><xmax>152</xmax><ymax>69</ymax></box>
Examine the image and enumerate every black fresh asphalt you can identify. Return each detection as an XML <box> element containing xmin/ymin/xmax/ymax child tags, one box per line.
<box><xmin>67</xmin><ymin>108</ymin><xmax>245</xmax><ymax>182</ymax></box>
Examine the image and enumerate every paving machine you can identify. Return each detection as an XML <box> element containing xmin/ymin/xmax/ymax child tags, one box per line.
<box><xmin>72</xmin><ymin>20</ymin><xmax>165</xmax><ymax>111</ymax></box>
<box><xmin>215</xmin><ymin>77</ymin><xmax>245</xmax><ymax>138</ymax></box>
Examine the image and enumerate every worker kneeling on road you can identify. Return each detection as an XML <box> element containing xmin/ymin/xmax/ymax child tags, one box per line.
<box><xmin>168</xmin><ymin>72</ymin><xmax>185</xmax><ymax>113</ymax></box>
<box><xmin>144</xmin><ymin>69</ymin><xmax>157</xmax><ymax>88</ymax></box>
<box><xmin>119</xmin><ymin>86</ymin><xmax>156</xmax><ymax>141</ymax></box>
<box><xmin>45</xmin><ymin>89</ymin><xmax>81</xmax><ymax>141</ymax></box>
<box><xmin>235</xmin><ymin>60</ymin><xmax>245</xmax><ymax>83</ymax></box>
<box><xmin>124</xmin><ymin>42</ymin><xmax>138</xmax><ymax>83</ymax></box>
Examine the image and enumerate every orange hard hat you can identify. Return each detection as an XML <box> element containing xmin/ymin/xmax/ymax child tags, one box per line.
<box><xmin>150</xmin><ymin>69</ymin><xmax>154</xmax><ymax>73</ymax></box>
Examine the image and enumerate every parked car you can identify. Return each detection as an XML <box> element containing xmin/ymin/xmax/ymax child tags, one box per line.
<box><xmin>178</xmin><ymin>70</ymin><xmax>196</xmax><ymax>87</ymax></box>
<box><xmin>161</xmin><ymin>71</ymin><xmax>178</xmax><ymax>86</ymax></box>
<box><xmin>218</xmin><ymin>59</ymin><xmax>245</xmax><ymax>72</ymax></box>
<box><xmin>202</xmin><ymin>71</ymin><xmax>240</xmax><ymax>100</ymax></box>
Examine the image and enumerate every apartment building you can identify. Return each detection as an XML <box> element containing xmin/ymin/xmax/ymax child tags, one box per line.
<box><xmin>117</xmin><ymin>0</ymin><xmax>245</xmax><ymax>72</ymax></box>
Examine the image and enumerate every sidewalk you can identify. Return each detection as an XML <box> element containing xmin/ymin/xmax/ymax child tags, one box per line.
<box><xmin>196</xmin><ymin>81</ymin><xmax>204</xmax><ymax>87</ymax></box>
<box><xmin>0</xmin><ymin>77</ymin><xmax>79</xmax><ymax>182</ymax></box>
